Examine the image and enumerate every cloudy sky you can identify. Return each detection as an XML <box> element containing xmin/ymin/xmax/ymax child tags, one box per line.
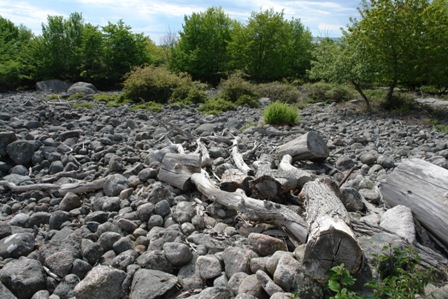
<box><xmin>0</xmin><ymin>0</ymin><xmax>360</xmax><ymax>44</ymax></box>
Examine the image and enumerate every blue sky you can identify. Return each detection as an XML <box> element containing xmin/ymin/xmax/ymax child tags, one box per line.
<box><xmin>0</xmin><ymin>0</ymin><xmax>360</xmax><ymax>44</ymax></box>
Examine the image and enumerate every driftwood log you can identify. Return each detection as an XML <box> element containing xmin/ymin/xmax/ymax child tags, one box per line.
<box><xmin>379</xmin><ymin>158</ymin><xmax>448</xmax><ymax>248</ymax></box>
<box><xmin>300</xmin><ymin>178</ymin><xmax>363</xmax><ymax>279</ymax></box>
<box><xmin>231</xmin><ymin>137</ymin><xmax>253</xmax><ymax>175</ymax></box>
<box><xmin>251</xmin><ymin>154</ymin><xmax>314</xmax><ymax>200</ymax></box>
<box><xmin>191</xmin><ymin>171</ymin><xmax>308</xmax><ymax>244</ymax></box>
<box><xmin>157</xmin><ymin>153</ymin><xmax>201</xmax><ymax>191</ymax></box>
<box><xmin>0</xmin><ymin>178</ymin><xmax>106</xmax><ymax>196</ymax></box>
<box><xmin>277</xmin><ymin>131</ymin><xmax>329</xmax><ymax>161</ymax></box>
<box><xmin>220</xmin><ymin>169</ymin><xmax>253</xmax><ymax>193</ymax></box>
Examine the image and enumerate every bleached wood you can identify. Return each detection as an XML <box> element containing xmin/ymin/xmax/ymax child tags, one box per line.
<box><xmin>220</xmin><ymin>168</ymin><xmax>252</xmax><ymax>192</ymax></box>
<box><xmin>379</xmin><ymin>158</ymin><xmax>448</xmax><ymax>247</ymax></box>
<box><xmin>300</xmin><ymin>178</ymin><xmax>363</xmax><ymax>279</ymax></box>
<box><xmin>232</xmin><ymin>137</ymin><xmax>253</xmax><ymax>175</ymax></box>
<box><xmin>277</xmin><ymin>131</ymin><xmax>329</xmax><ymax>161</ymax></box>
<box><xmin>191</xmin><ymin>171</ymin><xmax>308</xmax><ymax>243</ymax></box>
<box><xmin>157</xmin><ymin>153</ymin><xmax>201</xmax><ymax>191</ymax></box>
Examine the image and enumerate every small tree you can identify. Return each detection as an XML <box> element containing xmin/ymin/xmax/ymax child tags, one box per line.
<box><xmin>308</xmin><ymin>37</ymin><xmax>373</xmax><ymax>110</ymax></box>
<box><xmin>171</xmin><ymin>7</ymin><xmax>236</xmax><ymax>84</ymax></box>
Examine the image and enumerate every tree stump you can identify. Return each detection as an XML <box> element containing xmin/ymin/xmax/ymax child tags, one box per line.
<box><xmin>277</xmin><ymin>131</ymin><xmax>329</xmax><ymax>161</ymax></box>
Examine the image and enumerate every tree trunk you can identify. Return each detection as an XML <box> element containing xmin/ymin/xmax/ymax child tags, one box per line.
<box><xmin>351</xmin><ymin>80</ymin><xmax>370</xmax><ymax>111</ymax></box>
<box><xmin>299</xmin><ymin>178</ymin><xmax>363</xmax><ymax>279</ymax></box>
<box><xmin>276</xmin><ymin>131</ymin><xmax>329</xmax><ymax>162</ymax></box>
<box><xmin>378</xmin><ymin>158</ymin><xmax>448</xmax><ymax>248</ymax></box>
<box><xmin>157</xmin><ymin>153</ymin><xmax>202</xmax><ymax>191</ymax></box>
<box><xmin>191</xmin><ymin>171</ymin><xmax>308</xmax><ymax>244</ymax></box>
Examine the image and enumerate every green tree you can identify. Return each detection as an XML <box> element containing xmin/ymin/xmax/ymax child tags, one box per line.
<box><xmin>171</xmin><ymin>7</ymin><xmax>236</xmax><ymax>84</ymax></box>
<box><xmin>26</xmin><ymin>12</ymin><xmax>85</xmax><ymax>81</ymax></box>
<box><xmin>79</xmin><ymin>23</ymin><xmax>105</xmax><ymax>84</ymax></box>
<box><xmin>347</xmin><ymin>0</ymin><xmax>432</xmax><ymax>102</ymax></box>
<box><xmin>229</xmin><ymin>9</ymin><xmax>312</xmax><ymax>82</ymax></box>
<box><xmin>0</xmin><ymin>16</ymin><xmax>33</xmax><ymax>90</ymax></box>
<box><xmin>101</xmin><ymin>20</ymin><xmax>151</xmax><ymax>86</ymax></box>
<box><xmin>308</xmin><ymin>37</ymin><xmax>373</xmax><ymax>110</ymax></box>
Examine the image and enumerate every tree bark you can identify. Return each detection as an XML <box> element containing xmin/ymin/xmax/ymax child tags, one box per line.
<box><xmin>276</xmin><ymin>131</ymin><xmax>329</xmax><ymax>162</ymax></box>
<box><xmin>379</xmin><ymin>158</ymin><xmax>448</xmax><ymax>248</ymax></box>
<box><xmin>157</xmin><ymin>153</ymin><xmax>202</xmax><ymax>191</ymax></box>
<box><xmin>191</xmin><ymin>171</ymin><xmax>308</xmax><ymax>244</ymax></box>
<box><xmin>300</xmin><ymin>178</ymin><xmax>363</xmax><ymax>279</ymax></box>
<box><xmin>351</xmin><ymin>80</ymin><xmax>371</xmax><ymax>111</ymax></box>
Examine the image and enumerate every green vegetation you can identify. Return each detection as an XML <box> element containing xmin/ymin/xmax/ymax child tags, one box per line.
<box><xmin>217</xmin><ymin>71</ymin><xmax>258</xmax><ymax>105</ymax></box>
<box><xmin>122</xmin><ymin>65</ymin><xmax>206</xmax><ymax>104</ymax></box>
<box><xmin>197</xmin><ymin>98</ymin><xmax>236</xmax><ymax>115</ymax></box>
<box><xmin>72</xmin><ymin>102</ymin><xmax>94</xmax><ymax>109</ymax></box>
<box><xmin>263</xmin><ymin>102</ymin><xmax>299</xmax><ymax>125</ymax></box>
<box><xmin>256</xmin><ymin>81</ymin><xmax>301</xmax><ymax>104</ymax></box>
<box><xmin>301</xmin><ymin>82</ymin><xmax>356</xmax><ymax>104</ymax></box>
<box><xmin>306</xmin><ymin>245</ymin><xmax>433</xmax><ymax>299</ymax></box>
<box><xmin>67</xmin><ymin>92</ymin><xmax>86</xmax><ymax>101</ymax></box>
<box><xmin>128</xmin><ymin>101</ymin><xmax>163</xmax><ymax>112</ymax></box>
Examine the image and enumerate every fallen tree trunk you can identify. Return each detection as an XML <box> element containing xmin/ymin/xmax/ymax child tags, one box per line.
<box><xmin>277</xmin><ymin>131</ymin><xmax>329</xmax><ymax>161</ymax></box>
<box><xmin>300</xmin><ymin>178</ymin><xmax>363</xmax><ymax>279</ymax></box>
<box><xmin>220</xmin><ymin>169</ymin><xmax>252</xmax><ymax>193</ymax></box>
<box><xmin>158</xmin><ymin>153</ymin><xmax>201</xmax><ymax>191</ymax></box>
<box><xmin>191</xmin><ymin>171</ymin><xmax>308</xmax><ymax>244</ymax></box>
<box><xmin>231</xmin><ymin>137</ymin><xmax>253</xmax><ymax>175</ymax></box>
<box><xmin>379</xmin><ymin>158</ymin><xmax>448</xmax><ymax>248</ymax></box>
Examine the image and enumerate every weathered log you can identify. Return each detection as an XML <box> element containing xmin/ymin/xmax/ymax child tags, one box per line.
<box><xmin>157</xmin><ymin>153</ymin><xmax>201</xmax><ymax>191</ymax></box>
<box><xmin>277</xmin><ymin>131</ymin><xmax>329</xmax><ymax>161</ymax></box>
<box><xmin>250</xmin><ymin>154</ymin><xmax>314</xmax><ymax>200</ymax></box>
<box><xmin>231</xmin><ymin>137</ymin><xmax>253</xmax><ymax>175</ymax></box>
<box><xmin>1</xmin><ymin>178</ymin><xmax>106</xmax><ymax>196</ymax></box>
<box><xmin>191</xmin><ymin>171</ymin><xmax>308</xmax><ymax>244</ymax></box>
<box><xmin>220</xmin><ymin>169</ymin><xmax>253</xmax><ymax>192</ymax></box>
<box><xmin>195</xmin><ymin>138</ymin><xmax>213</xmax><ymax>168</ymax></box>
<box><xmin>300</xmin><ymin>178</ymin><xmax>363</xmax><ymax>279</ymax></box>
<box><xmin>378</xmin><ymin>158</ymin><xmax>448</xmax><ymax>247</ymax></box>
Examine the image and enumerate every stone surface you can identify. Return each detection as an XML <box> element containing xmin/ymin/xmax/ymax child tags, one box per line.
<box><xmin>129</xmin><ymin>269</ymin><xmax>178</xmax><ymax>299</ymax></box>
<box><xmin>73</xmin><ymin>265</ymin><xmax>126</xmax><ymax>299</ymax></box>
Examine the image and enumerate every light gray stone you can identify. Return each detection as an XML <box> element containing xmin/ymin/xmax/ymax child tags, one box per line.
<box><xmin>130</xmin><ymin>269</ymin><xmax>178</xmax><ymax>299</ymax></box>
<box><xmin>73</xmin><ymin>265</ymin><xmax>126</xmax><ymax>299</ymax></box>
<box><xmin>380</xmin><ymin>205</ymin><xmax>415</xmax><ymax>243</ymax></box>
<box><xmin>196</xmin><ymin>255</ymin><xmax>222</xmax><ymax>280</ymax></box>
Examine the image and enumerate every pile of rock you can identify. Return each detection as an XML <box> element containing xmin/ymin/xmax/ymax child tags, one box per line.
<box><xmin>0</xmin><ymin>90</ymin><xmax>447</xmax><ymax>299</ymax></box>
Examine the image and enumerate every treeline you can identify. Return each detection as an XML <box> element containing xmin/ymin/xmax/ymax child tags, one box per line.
<box><xmin>1</xmin><ymin>0</ymin><xmax>448</xmax><ymax>108</ymax></box>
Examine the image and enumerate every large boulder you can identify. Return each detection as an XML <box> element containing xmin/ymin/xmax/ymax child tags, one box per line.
<box><xmin>73</xmin><ymin>265</ymin><xmax>126</xmax><ymax>299</ymax></box>
<box><xmin>67</xmin><ymin>82</ymin><xmax>97</xmax><ymax>95</ymax></box>
<box><xmin>6</xmin><ymin>140</ymin><xmax>34</xmax><ymax>165</ymax></box>
<box><xmin>130</xmin><ymin>269</ymin><xmax>178</xmax><ymax>299</ymax></box>
<box><xmin>36</xmin><ymin>79</ymin><xmax>71</xmax><ymax>93</ymax></box>
<box><xmin>0</xmin><ymin>258</ymin><xmax>46</xmax><ymax>299</ymax></box>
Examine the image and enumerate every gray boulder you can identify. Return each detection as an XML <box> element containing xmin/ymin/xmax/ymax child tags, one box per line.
<box><xmin>0</xmin><ymin>131</ymin><xmax>17</xmax><ymax>156</ymax></box>
<box><xmin>103</xmin><ymin>174</ymin><xmax>129</xmax><ymax>197</ymax></box>
<box><xmin>67</xmin><ymin>82</ymin><xmax>97</xmax><ymax>95</ymax></box>
<box><xmin>130</xmin><ymin>269</ymin><xmax>178</xmax><ymax>299</ymax></box>
<box><xmin>163</xmin><ymin>242</ymin><xmax>193</xmax><ymax>267</ymax></box>
<box><xmin>73</xmin><ymin>265</ymin><xmax>126</xmax><ymax>299</ymax></box>
<box><xmin>222</xmin><ymin>247</ymin><xmax>257</xmax><ymax>278</ymax></box>
<box><xmin>6</xmin><ymin>140</ymin><xmax>34</xmax><ymax>165</ymax></box>
<box><xmin>0</xmin><ymin>233</ymin><xmax>35</xmax><ymax>258</ymax></box>
<box><xmin>0</xmin><ymin>258</ymin><xmax>46</xmax><ymax>299</ymax></box>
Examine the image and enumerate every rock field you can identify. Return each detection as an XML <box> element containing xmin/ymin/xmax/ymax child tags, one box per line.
<box><xmin>0</xmin><ymin>91</ymin><xmax>447</xmax><ymax>299</ymax></box>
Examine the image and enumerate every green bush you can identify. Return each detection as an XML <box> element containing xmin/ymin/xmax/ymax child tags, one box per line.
<box><xmin>263</xmin><ymin>102</ymin><xmax>299</xmax><ymax>125</ymax></box>
<box><xmin>380</xmin><ymin>92</ymin><xmax>417</xmax><ymax>112</ymax></box>
<box><xmin>122</xmin><ymin>65</ymin><xmax>206</xmax><ymax>104</ymax></box>
<box><xmin>129</xmin><ymin>101</ymin><xmax>163</xmax><ymax>112</ymax></box>
<box><xmin>301</xmin><ymin>82</ymin><xmax>356</xmax><ymax>103</ymax></box>
<box><xmin>67</xmin><ymin>92</ymin><xmax>86</xmax><ymax>101</ymax></box>
<box><xmin>236</xmin><ymin>94</ymin><xmax>259</xmax><ymax>108</ymax></box>
<box><xmin>256</xmin><ymin>81</ymin><xmax>301</xmax><ymax>104</ymax></box>
<box><xmin>217</xmin><ymin>70</ymin><xmax>259</xmax><ymax>103</ymax></box>
<box><xmin>197</xmin><ymin>97</ymin><xmax>237</xmax><ymax>115</ymax></box>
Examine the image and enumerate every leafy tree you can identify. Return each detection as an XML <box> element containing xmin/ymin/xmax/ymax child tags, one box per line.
<box><xmin>347</xmin><ymin>0</ymin><xmax>432</xmax><ymax>103</ymax></box>
<box><xmin>101</xmin><ymin>20</ymin><xmax>151</xmax><ymax>86</ymax></box>
<box><xmin>229</xmin><ymin>9</ymin><xmax>312</xmax><ymax>82</ymax></box>
<box><xmin>79</xmin><ymin>23</ymin><xmax>105</xmax><ymax>84</ymax></box>
<box><xmin>308</xmin><ymin>37</ymin><xmax>373</xmax><ymax>110</ymax></box>
<box><xmin>26</xmin><ymin>12</ymin><xmax>85</xmax><ymax>81</ymax></box>
<box><xmin>0</xmin><ymin>16</ymin><xmax>33</xmax><ymax>90</ymax></box>
<box><xmin>171</xmin><ymin>7</ymin><xmax>236</xmax><ymax>84</ymax></box>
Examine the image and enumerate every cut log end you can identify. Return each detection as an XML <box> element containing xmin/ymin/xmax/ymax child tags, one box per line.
<box><xmin>303</xmin><ymin>227</ymin><xmax>363</xmax><ymax>280</ymax></box>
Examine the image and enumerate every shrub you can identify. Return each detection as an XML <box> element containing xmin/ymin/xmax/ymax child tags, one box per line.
<box><xmin>197</xmin><ymin>97</ymin><xmax>236</xmax><ymax>115</ymax></box>
<box><xmin>380</xmin><ymin>92</ymin><xmax>417</xmax><ymax>112</ymax></box>
<box><xmin>128</xmin><ymin>101</ymin><xmax>163</xmax><ymax>112</ymax></box>
<box><xmin>67</xmin><ymin>92</ymin><xmax>86</xmax><ymax>101</ymax></box>
<box><xmin>236</xmin><ymin>94</ymin><xmax>259</xmax><ymax>108</ymax></box>
<box><xmin>72</xmin><ymin>102</ymin><xmax>94</xmax><ymax>109</ymax></box>
<box><xmin>263</xmin><ymin>102</ymin><xmax>299</xmax><ymax>125</ymax></box>
<box><xmin>256</xmin><ymin>81</ymin><xmax>301</xmax><ymax>104</ymax></box>
<box><xmin>301</xmin><ymin>82</ymin><xmax>356</xmax><ymax>103</ymax></box>
<box><xmin>217</xmin><ymin>70</ymin><xmax>259</xmax><ymax>103</ymax></box>
<box><xmin>122</xmin><ymin>65</ymin><xmax>206</xmax><ymax>104</ymax></box>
